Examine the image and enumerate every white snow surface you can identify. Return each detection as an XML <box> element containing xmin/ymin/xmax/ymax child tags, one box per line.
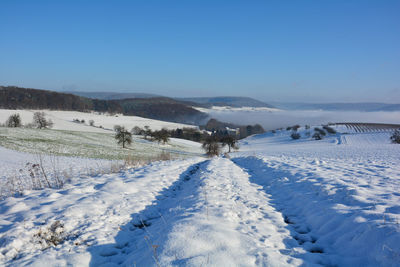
<box><xmin>1</xmin><ymin>127</ymin><xmax>400</xmax><ymax>266</ymax></box>
<box><xmin>0</xmin><ymin>146</ymin><xmax>119</xmax><ymax>180</ymax></box>
<box><xmin>0</xmin><ymin>109</ymin><xmax>197</xmax><ymax>133</ymax></box>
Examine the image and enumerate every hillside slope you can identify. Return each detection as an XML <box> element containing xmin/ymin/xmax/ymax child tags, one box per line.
<box><xmin>180</xmin><ymin>96</ymin><xmax>275</xmax><ymax>108</ymax></box>
<box><xmin>0</xmin><ymin>86</ymin><xmax>207</xmax><ymax>124</ymax></box>
<box><xmin>64</xmin><ymin>91</ymin><xmax>161</xmax><ymax>100</ymax></box>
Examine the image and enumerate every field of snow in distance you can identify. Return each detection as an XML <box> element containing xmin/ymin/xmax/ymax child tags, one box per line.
<box><xmin>194</xmin><ymin>106</ymin><xmax>280</xmax><ymax>113</ymax></box>
<box><xmin>0</xmin><ymin>109</ymin><xmax>197</xmax><ymax>133</ymax></box>
<box><xmin>0</xmin><ymin>124</ymin><xmax>399</xmax><ymax>266</ymax></box>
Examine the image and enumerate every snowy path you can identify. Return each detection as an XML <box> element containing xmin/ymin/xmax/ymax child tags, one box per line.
<box><xmin>90</xmin><ymin>155</ymin><xmax>399</xmax><ymax>266</ymax></box>
<box><xmin>90</xmin><ymin>157</ymin><xmax>303</xmax><ymax>266</ymax></box>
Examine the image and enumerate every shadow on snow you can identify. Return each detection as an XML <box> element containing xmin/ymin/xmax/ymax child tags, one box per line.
<box><xmin>89</xmin><ymin>160</ymin><xmax>209</xmax><ymax>266</ymax></box>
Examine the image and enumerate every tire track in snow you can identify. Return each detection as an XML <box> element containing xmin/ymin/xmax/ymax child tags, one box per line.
<box><xmin>88</xmin><ymin>160</ymin><xmax>209</xmax><ymax>266</ymax></box>
<box><xmin>232</xmin><ymin>156</ymin><xmax>400</xmax><ymax>267</ymax></box>
<box><xmin>0</xmin><ymin>158</ymin><xmax>204</xmax><ymax>266</ymax></box>
<box><xmin>90</xmin><ymin>157</ymin><xmax>305</xmax><ymax>266</ymax></box>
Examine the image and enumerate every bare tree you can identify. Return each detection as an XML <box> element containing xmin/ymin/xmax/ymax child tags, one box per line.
<box><xmin>220</xmin><ymin>136</ymin><xmax>238</xmax><ymax>153</ymax></box>
<box><xmin>131</xmin><ymin>126</ymin><xmax>143</xmax><ymax>135</ymax></box>
<box><xmin>143</xmin><ymin>125</ymin><xmax>152</xmax><ymax>140</ymax></box>
<box><xmin>202</xmin><ymin>136</ymin><xmax>220</xmax><ymax>156</ymax></box>
<box><xmin>114</xmin><ymin>125</ymin><xmax>132</xmax><ymax>148</ymax></box>
<box><xmin>152</xmin><ymin>129</ymin><xmax>170</xmax><ymax>144</ymax></box>
<box><xmin>33</xmin><ymin>112</ymin><xmax>53</xmax><ymax>129</ymax></box>
<box><xmin>6</xmin><ymin>113</ymin><xmax>22</xmax><ymax>127</ymax></box>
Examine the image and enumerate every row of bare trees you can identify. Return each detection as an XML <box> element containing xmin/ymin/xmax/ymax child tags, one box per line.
<box><xmin>3</xmin><ymin>112</ymin><xmax>53</xmax><ymax>129</ymax></box>
<box><xmin>114</xmin><ymin>124</ymin><xmax>239</xmax><ymax>156</ymax></box>
<box><xmin>114</xmin><ymin>125</ymin><xmax>172</xmax><ymax>148</ymax></box>
<box><xmin>202</xmin><ymin>135</ymin><xmax>239</xmax><ymax>156</ymax></box>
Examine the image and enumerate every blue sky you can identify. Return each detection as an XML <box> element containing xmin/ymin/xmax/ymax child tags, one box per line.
<box><xmin>1</xmin><ymin>0</ymin><xmax>399</xmax><ymax>103</ymax></box>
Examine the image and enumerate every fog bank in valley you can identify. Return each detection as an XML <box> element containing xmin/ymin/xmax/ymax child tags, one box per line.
<box><xmin>204</xmin><ymin>109</ymin><xmax>400</xmax><ymax>130</ymax></box>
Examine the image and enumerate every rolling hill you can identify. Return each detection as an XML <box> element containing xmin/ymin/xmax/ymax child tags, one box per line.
<box><xmin>0</xmin><ymin>86</ymin><xmax>207</xmax><ymax>124</ymax></box>
<box><xmin>179</xmin><ymin>96</ymin><xmax>275</xmax><ymax>108</ymax></box>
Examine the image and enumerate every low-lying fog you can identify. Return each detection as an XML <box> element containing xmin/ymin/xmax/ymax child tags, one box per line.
<box><xmin>204</xmin><ymin>109</ymin><xmax>400</xmax><ymax>130</ymax></box>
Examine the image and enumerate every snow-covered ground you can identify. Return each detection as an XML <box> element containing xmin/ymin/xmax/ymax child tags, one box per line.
<box><xmin>1</xmin><ymin>126</ymin><xmax>400</xmax><ymax>266</ymax></box>
<box><xmin>0</xmin><ymin>127</ymin><xmax>202</xmax><ymax>160</ymax></box>
<box><xmin>0</xmin><ymin>146</ymin><xmax>122</xmax><ymax>197</ymax></box>
<box><xmin>0</xmin><ymin>109</ymin><xmax>197</xmax><ymax>133</ymax></box>
<box><xmin>194</xmin><ymin>106</ymin><xmax>279</xmax><ymax>112</ymax></box>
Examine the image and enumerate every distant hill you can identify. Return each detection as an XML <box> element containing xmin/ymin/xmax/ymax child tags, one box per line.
<box><xmin>0</xmin><ymin>86</ymin><xmax>207</xmax><ymax>125</ymax></box>
<box><xmin>272</xmin><ymin>102</ymin><xmax>400</xmax><ymax>112</ymax></box>
<box><xmin>116</xmin><ymin>97</ymin><xmax>207</xmax><ymax>124</ymax></box>
<box><xmin>67</xmin><ymin>92</ymin><xmax>275</xmax><ymax>109</ymax></box>
<box><xmin>65</xmin><ymin>91</ymin><xmax>161</xmax><ymax>100</ymax></box>
<box><xmin>0</xmin><ymin>86</ymin><xmax>120</xmax><ymax>113</ymax></box>
<box><xmin>179</xmin><ymin>97</ymin><xmax>275</xmax><ymax>108</ymax></box>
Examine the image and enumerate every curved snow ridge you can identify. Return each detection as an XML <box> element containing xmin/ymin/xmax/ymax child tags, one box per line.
<box><xmin>0</xmin><ymin>157</ymin><xmax>204</xmax><ymax>266</ymax></box>
<box><xmin>233</xmin><ymin>156</ymin><xmax>400</xmax><ymax>267</ymax></box>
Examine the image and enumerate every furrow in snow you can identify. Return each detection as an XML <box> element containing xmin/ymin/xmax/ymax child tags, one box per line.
<box><xmin>233</xmin><ymin>156</ymin><xmax>400</xmax><ymax>267</ymax></box>
<box><xmin>0</xmin><ymin>157</ymin><xmax>204</xmax><ymax>266</ymax></box>
<box><xmin>103</xmin><ymin>157</ymin><xmax>302</xmax><ymax>266</ymax></box>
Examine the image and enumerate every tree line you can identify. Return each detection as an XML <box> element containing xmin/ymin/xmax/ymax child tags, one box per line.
<box><xmin>2</xmin><ymin>112</ymin><xmax>53</xmax><ymax>129</ymax></box>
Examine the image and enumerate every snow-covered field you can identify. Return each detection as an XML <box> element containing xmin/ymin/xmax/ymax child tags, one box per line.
<box><xmin>0</xmin><ymin>127</ymin><xmax>202</xmax><ymax>160</ymax></box>
<box><xmin>0</xmin><ymin>109</ymin><xmax>197</xmax><ymax>133</ymax></box>
<box><xmin>198</xmin><ymin>107</ymin><xmax>400</xmax><ymax>131</ymax></box>
<box><xmin>194</xmin><ymin>106</ymin><xmax>279</xmax><ymax>112</ymax></box>
<box><xmin>1</xmin><ymin>125</ymin><xmax>400</xmax><ymax>266</ymax></box>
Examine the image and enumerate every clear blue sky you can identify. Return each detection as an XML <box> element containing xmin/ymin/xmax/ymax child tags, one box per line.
<box><xmin>1</xmin><ymin>0</ymin><xmax>399</xmax><ymax>103</ymax></box>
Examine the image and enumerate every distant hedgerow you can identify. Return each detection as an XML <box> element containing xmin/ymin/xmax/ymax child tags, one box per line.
<box><xmin>314</xmin><ymin>127</ymin><xmax>326</xmax><ymax>136</ymax></box>
<box><xmin>323</xmin><ymin>125</ymin><xmax>337</xmax><ymax>134</ymax></box>
<box><xmin>390</xmin><ymin>129</ymin><xmax>400</xmax><ymax>144</ymax></box>
<box><xmin>312</xmin><ymin>132</ymin><xmax>323</xmax><ymax>140</ymax></box>
<box><xmin>290</xmin><ymin>132</ymin><xmax>301</xmax><ymax>140</ymax></box>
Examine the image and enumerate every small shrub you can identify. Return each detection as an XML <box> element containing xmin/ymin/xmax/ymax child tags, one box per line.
<box><xmin>155</xmin><ymin>151</ymin><xmax>171</xmax><ymax>161</ymax></box>
<box><xmin>323</xmin><ymin>125</ymin><xmax>337</xmax><ymax>134</ymax></box>
<box><xmin>34</xmin><ymin>220</ymin><xmax>66</xmax><ymax>249</ymax></box>
<box><xmin>131</xmin><ymin>126</ymin><xmax>143</xmax><ymax>135</ymax></box>
<box><xmin>390</xmin><ymin>129</ymin><xmax>400</xmax><ymax>144</ymax></box>
<box><xmin>312</xmin><ymin>132</ymin><xmax>323</xmax><ymax>140</ymax></box>
<box><xmin>286</xmin><ymin>126</ymin><xmax>292</xmax><ymax>131</ymax></box>
<box><xmin>202</xmin><ymin>136</ymin><xmax>220</xmax><ymax>156</ymax></box>
<box><xmin>314</xmin><ymin>127</ymin><xmax>326</xmax><ymax>136</ymax></box>
<box><xmin>292</xmin><ymin>125</ymin><xmax>301</xmax><ymax>131</ymax></box>
<box><xmin>33</xmin><ymin>112</ymin><xmax>53</xmax><ymax>129</ymax></box>
<box><xmin>290</xmin><ymin>132</ymin><xmax>301</xmax><ymax>140</ymax></box>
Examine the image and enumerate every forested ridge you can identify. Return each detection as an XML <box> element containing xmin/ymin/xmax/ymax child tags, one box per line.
<box><xmin>0</xmin><ymin>86</ymin><xmax>207</xmax><ymax>124</ymax></box>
